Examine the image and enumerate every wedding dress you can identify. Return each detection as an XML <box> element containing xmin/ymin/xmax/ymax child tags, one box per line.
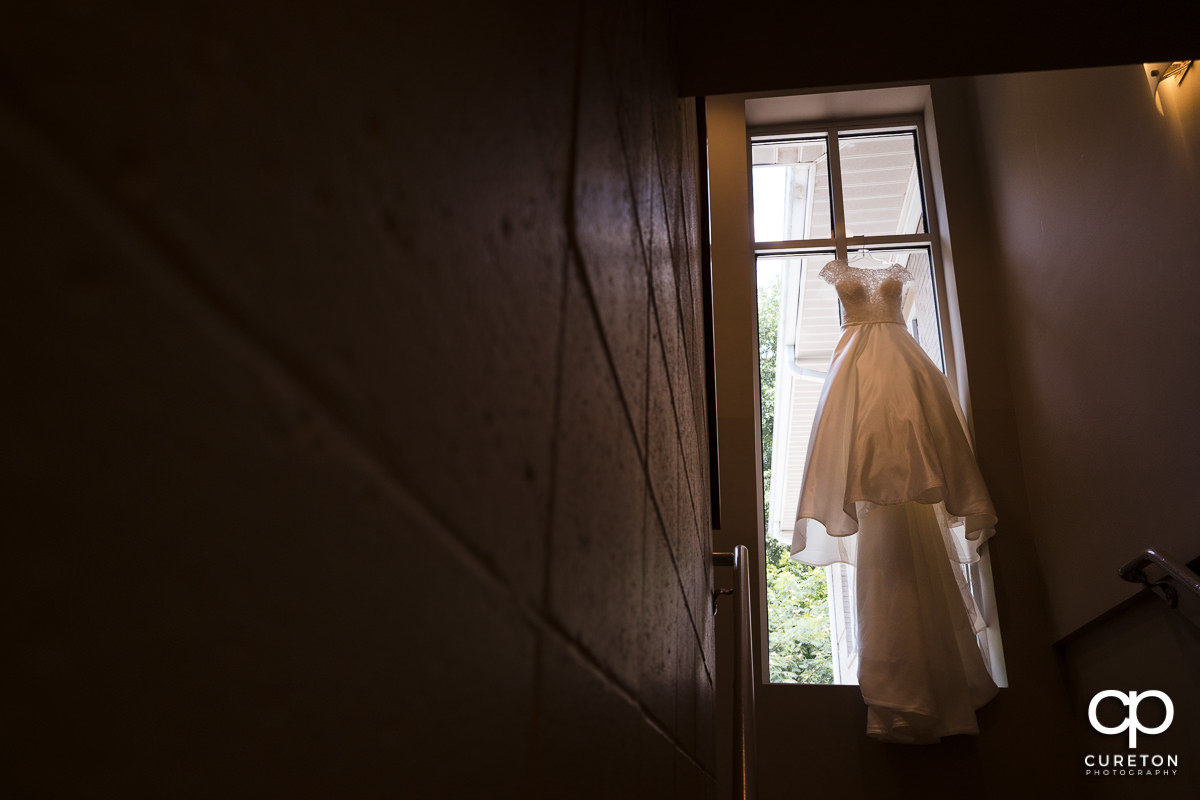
<box><xmin>791</xmin><ymin>258</ymin><xmax>999</xmax><ymax>743</ymax></box>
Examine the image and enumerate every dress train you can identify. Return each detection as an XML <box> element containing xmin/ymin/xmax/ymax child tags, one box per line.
<box><xmin>855</xmin><ymin>501</ymin><xmax>997</xmax><ymax>743</ymax></box>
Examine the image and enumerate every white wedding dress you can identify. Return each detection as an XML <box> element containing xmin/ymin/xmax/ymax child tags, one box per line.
<box><xmin>791</xmin><ymin>258</ymin><xmax>998</xmax><ymax>743</ymax></box>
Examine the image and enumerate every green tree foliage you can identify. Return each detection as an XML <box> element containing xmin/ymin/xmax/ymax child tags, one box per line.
<box><xmin>758</xmin><ymin>276</ymin><xmax>834</xmax><ymax>684</ymax></box>
<box><xmin>757</xmin><ymin>279</ymin><xmax>779</xmax><ymax>510</ymax></box>
<box><xmin>764</xmin><ymin>538</ymin><xmax>834</xmax><ymax>683</ymax></box>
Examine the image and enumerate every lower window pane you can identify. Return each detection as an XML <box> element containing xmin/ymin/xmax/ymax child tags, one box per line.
<box><xmin>758</xmin><ymin>247</ymin><xmax>945</xmax><ymax>684</ymax></box>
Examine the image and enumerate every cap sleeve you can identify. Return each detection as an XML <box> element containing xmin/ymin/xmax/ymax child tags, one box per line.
<box><xmin>818</xmin><ymin>259</ymin><xmax>842</xmax><ymax>284</ymax></box>
<box><xmin>892</xmin><ymin>263</ymin><xmax>915</xmax><ymax>283</ymax></box>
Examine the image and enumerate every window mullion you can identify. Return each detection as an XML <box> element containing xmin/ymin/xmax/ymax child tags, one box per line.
<box><xmin>835</xmin><ymin>233</ymin><xmax>934</xmax><ymax>249</ymax></box>
<box><xmin>753</xmin><ymin>238</ymin><xmax>837</xmax><ymax>255</ymax></box>
<box><xmin>825</xmin><ymin>126</ymin><xmax>849</xmax><ymax>262</ymax></box>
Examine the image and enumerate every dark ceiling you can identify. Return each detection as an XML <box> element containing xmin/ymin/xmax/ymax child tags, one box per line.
<box><xmin>674</xmin><ymin>0</ymin><xmax>1200</xmax><ymax>97</ymax></box>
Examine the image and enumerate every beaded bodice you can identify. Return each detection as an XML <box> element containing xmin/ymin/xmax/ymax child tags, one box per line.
<box><xmin>819</xmin><ymin>259</ymin><xmax>913</xmax><ymax>326</ymax></box>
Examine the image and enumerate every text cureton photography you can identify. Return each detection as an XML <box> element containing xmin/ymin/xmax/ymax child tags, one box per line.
<box><xmin>1084</xmin><ymin>753</ymin><xmax>1179</xmax><ymax>777</ymax></box>
<box><xmin>1084</xmin><ymin>689</ymin><xmax>1181</xmax><ymax>778</ymax></box>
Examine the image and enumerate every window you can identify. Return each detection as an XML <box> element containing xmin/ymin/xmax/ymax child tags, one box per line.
<box><xmin>751</xmin><ymin>117</ymin><xmax>1003</xmax><ymax>684</ymax></box>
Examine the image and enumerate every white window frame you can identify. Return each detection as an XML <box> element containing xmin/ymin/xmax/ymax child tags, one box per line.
<box><xmin>749</xmin><ymin>113</ymin><xmax>1008</xmax><ymax>687</ymax></box>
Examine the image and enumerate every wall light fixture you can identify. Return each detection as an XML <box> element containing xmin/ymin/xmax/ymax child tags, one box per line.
<box><xmin>1144</xmin><ymin>61</ymin><xmax>1193</xmax><ymax>113</ymax></box>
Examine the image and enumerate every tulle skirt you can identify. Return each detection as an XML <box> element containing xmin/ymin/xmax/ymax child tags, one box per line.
<box><xmin>790</xmin><ymin>321</ymin><xmax>999</xmax><ymax>743</ymax></box>
<box><xmin>856</xmin><ymin>501</ymin><xmax>998</xmax><ymax>742</ymax></box>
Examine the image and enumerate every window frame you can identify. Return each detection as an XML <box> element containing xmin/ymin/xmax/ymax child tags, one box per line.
<box><xmin>747</xmin><ymin>113</ymin><xmax>1007</xmax><ymax>686</ymax></box>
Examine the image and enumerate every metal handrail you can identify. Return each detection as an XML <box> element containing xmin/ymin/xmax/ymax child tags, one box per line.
<box><xmin>713</xmin><ymin>546</ymin><xmax>758</xmax><ymax>800</ymax></box>
<box><xmin>1118</xmin><ymin>548</ymin><xmax>1200</xmax><ymax>608</ymax></box>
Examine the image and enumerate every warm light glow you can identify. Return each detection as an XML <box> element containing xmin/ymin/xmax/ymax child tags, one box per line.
<box><xmin>1144</xmin><ymin>61</ymin><xmax>1193</xmax><ymax>114</ymax></box>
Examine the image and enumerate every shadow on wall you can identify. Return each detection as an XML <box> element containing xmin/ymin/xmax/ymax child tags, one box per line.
<box><xmin>1</xmin><ymin>1</ymin><xmax>718</xmax><ymax>796</ymax></box>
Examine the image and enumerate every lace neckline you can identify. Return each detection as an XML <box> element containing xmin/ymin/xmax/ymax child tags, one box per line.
<box><xmin>829</xmin><ymin>259</ymin><xmax>901</xmax><ymax>271</ymax></box>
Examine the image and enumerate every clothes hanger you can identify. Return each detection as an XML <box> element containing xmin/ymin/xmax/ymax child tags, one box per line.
<box><xmin>847</xmin><ymin>239</ymin><xmax>891</xmax><ymax>268</ymax></box>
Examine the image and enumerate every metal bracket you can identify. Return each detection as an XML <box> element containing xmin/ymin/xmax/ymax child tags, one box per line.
<box><xmin>713</xmin><ymin>587</ymin><xmax>734</xmax><ymax>615</ymax></box>
<box><xmin>1127</xmin><ymin>568</ymin><xmax>1179</xmax><ymax>608</ymax></box>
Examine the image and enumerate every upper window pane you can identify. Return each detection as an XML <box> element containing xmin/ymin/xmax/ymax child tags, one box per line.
<box><xmin>837</xmin><ymin>131</ymin><xmax>926</xmax><ymax>238</ymax></box>
<box><xmin>751</xmin><ymin>136</ymin><xmax>832</xmax><ymax>242</ymax></box>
